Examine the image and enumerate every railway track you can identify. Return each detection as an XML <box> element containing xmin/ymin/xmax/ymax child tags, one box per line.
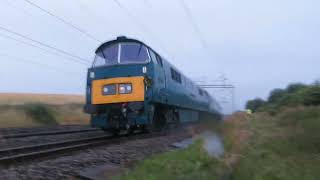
<box><xmin>2</xmin><ymin>128</ymin><xmax>101</xmax><ymax>139</ymax></box>
<box><xmin>0</xmin><ymin>134</ymin><xmax>114</xmax><ymax>165</ymax></box>
<box><xmin>0</xmin><ymin>130</ymin><xmax>168</xmax><ymax>165</ymax></box>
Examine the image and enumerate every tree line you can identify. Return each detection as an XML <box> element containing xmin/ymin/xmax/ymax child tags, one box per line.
<box><xmin>246</xmin><ymin>81</ymin><xmax>320</xmax><ymax>114</ymax></box>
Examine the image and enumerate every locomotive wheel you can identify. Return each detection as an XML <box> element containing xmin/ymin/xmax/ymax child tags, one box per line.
<box><xmin>110</xmin><ymin>128</ymin><xmax>120</xmax><ymax>136</ymax></box>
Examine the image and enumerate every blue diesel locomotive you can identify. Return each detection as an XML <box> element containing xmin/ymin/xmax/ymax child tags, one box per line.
<box><xmin>84</xmin><ymin>36</ymin><xmax>221</xmax><ymax>133</ymax></box>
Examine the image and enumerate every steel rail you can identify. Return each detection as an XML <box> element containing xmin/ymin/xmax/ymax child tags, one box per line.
<box><xmin>0</xmin><ymin>134</ymin><xmax>113</xmax><ymax>164</ymax></box>
<box><xmin>0</xmin><ymin>129</ymin><xmax>180</xmax><ymax>165</ymax></box>
<box><xmin>2</xmin><ymin>128</ymin><xmax>101</xmax><ymax>139</ymax></box>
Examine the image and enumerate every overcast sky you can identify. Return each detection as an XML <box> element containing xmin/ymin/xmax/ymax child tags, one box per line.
<box><xmin>0</xmin><ymin>0</ymin><xmax>319</xmax><ymax>113</ymax></box>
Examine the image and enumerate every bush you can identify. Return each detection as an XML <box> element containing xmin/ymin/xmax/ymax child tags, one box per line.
<box><xmin>268</xmin><ymin>88</ymin><xmax>286</xmax><ymax>103</ymax></box>
<box><xmin>247</xmin><ymin>82</ymin><xmax>320</xmax><ymax>114</ymax></box>
<box><xmin>245</xmin><ymin>98</ymin><xmax>266</xmax><ymax>112</ymax></box>
<box><xmin>298</xmin><ymin>86</ymin><xmax>320</xmax><ymax>106</ymax></box>
<box><xmin>276</xmin><ymin>106</ymin><xmax>320</xmax><ymax>152</ymax></box>
<box><xmin>285</xmin><ymin>83</ymin><xmax>307</xmax><ymax>93</ymax></box>
<box><xmin>22</xmin><ymin>103</ymin><xmax>58</xmax><ymax>125</ymax></box>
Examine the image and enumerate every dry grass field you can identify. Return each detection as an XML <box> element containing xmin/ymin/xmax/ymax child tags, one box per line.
<box><xmin>0</xmin><ymin>93</ymin><xmax>85</xmax><ymax>105</ymax></box>
<box><xmin>0</xmin><ymin>93</ymin><xmax>89</xmax><ymax>128</ymax></box>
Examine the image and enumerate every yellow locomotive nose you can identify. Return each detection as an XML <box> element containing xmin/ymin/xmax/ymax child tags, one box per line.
<box><xmin>91</xmin><ymin>76</ymin><xmax>145</xmax><ymax>105</ymax></box>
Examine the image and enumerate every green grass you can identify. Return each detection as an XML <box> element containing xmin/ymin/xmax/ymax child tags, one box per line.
<box><xmin>114</xmin><ymin>140</ymin><xmax>227</xmax><ymax>180</ymax></box>
<box><xmin>22</xmin><ymin>103</ymin><xmax>58</xmax><ymax>125</ymax></box>
<box><xmin>232</xmin><ymin>106</ymin><xmax>320</xmax><ymax>180</ymax></box>
<box><xmin>114</xmin><ymin>107</ymin><xmax>320</xmax><ymax>180</ymax></box>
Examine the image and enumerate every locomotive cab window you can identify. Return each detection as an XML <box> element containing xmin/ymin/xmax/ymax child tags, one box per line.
<box><xmin>94</xmin><ymin>44</ymin><xmax>118</xmax><ymax>67</ymax></box>
<box><xmin>120</xmin><ymin>43</ymin><xmax>149</xmax><ymax>64</ymax></box>
<box><xmin>93</xmin><ymin>42</ymin><xmax>150</xmax><ymax>67</ymax></box>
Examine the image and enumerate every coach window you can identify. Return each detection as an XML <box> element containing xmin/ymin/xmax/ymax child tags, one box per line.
<box><xmin>120</xmin><ymin>42</ymin><xmax>149</xmax><ymax>64</ymax></box>
<box><xmin>171</xmin><ymin>68</ymin><xmax>182</xmax><ymax>83</ymax></box>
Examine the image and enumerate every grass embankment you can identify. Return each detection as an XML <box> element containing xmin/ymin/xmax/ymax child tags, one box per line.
<box><xmin>0</xmin><ymin>93</ymin><xmax>89</xmax><ymax>128</ymax></box>
<box><xmin>115</xmin><ymin>140</ymin><xmax>227</xmax><ymax>180</ymax></box>
<box><xmin>115</xmin><ymin>107</ymin><xmax>320</xmax><ymax>180</ymax></box>
<box><xmin>114</xmin><ymin>112</ymin><xmax>250</xmax><ymax>180</ymax></box>
<box><xmin>233</xmin><ymin>106</ymin><xmax>320</xmax><ymax>180</ymax></box>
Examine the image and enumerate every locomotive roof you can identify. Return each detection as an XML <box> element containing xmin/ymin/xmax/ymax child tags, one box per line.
<box><xmin>95</xmin><ymin>36</ymin><xmax>154</xmax><ymax>54</ymax></box>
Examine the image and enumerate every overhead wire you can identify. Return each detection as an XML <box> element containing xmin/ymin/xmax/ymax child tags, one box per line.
<box><xmin>22</xmin><ymin>0</ymin><xmax>102</xmax><ymax>43</ymax></box>
<box><xmin>0</xmin><ymin>53</ymin><xmax>82</xmax><ymax>75</ymax></box>
<box><xmin>179</xmin><ymin>0</ymin><xmax>209</xmax><ymax>50</ymax></box>
<box><xmin>0</xmin><ymin>25</ymin><xmax>91</xmax><ymax>63</ymax></box>
<box><xmin>0</xmin><ymin>0</ymin><xmax>91</xmax><ymax>65</ymax></box>
<box><xmin>0</xmin><ymin>32</ymin><xmax>89</xmax><ymax>66</ymax></box>
<box><xmin>112</xmin><ymin>0</ymin><xmax>174</xmax><ymax>59</ymax></box>
<box><xmin>3</xmin><ymin>0</ymin><xmax>33</xmax><ymax>16</ymax></box>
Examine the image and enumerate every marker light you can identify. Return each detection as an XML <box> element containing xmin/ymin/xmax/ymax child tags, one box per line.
<box><xmin>119</xmin><ymin>84</ymin><xmax>132</xmax><ymax>94</ymax></box>
<box><xmin>90</xmin><ymin>72</ymin><xmax>95</xmax><ymax>79</ymax></box>
<box><xmin>102</xmin><ymin>84</ymin><xmax>116</xmax><ymax>95</ymax></box>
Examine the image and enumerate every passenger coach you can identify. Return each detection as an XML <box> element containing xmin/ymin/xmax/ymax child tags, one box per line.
<box><xmin>84</xmin><ymin>36</ymin><xmax>221</xmax><ymax>133</ymax></box>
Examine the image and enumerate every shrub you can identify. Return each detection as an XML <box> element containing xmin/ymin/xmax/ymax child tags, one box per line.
<box><xmin>247</xmin><ymin>82</ymin><xmax>320</xmax><ymax>114</ymax></box>
<box><xmin>298</xmin><ymin>86</ymin><xmax>320</xmax><ymax>106</ymax></box>
<box><xmin>285</xmin><ymin>83</ymin><xmax>307</xmax><ymax>93</ymax></box>
<box><xmin>22</xmin><ymin>103</ymin><xmax>58</xmax><ymax>125</ymax></box>
<box><xmin>245</xmin><ymin>98</ymin><xmax>266</xmax><ymax>112</ymax></box>
<box><xmin>268</xmin><ymin>88</ymin><xmax>286</xmax><ymax>103</ymax></box>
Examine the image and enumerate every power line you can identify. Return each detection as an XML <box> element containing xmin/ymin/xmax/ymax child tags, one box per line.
<box><xmin>200</xmin><ymin>83</ymin><xmax>235</xmax><ymax>113</ymax></box>
<box><xmin>22</xmin><ymin>0</ymin><xmax>102</xmax><ymax>43</ymax></box>
<box><xmin>0</xmin><ymin>25</ymin><xmax>90</xmax><ymax>63</ymax></box>
<box><xmin>0</xmin><ymin>32</ymin><xmax>89</xmax><ymax>66</ymax></box>
<box><xmin>112</xmin><ymin>0</ymin><xmax>174</xmax><ymax>59</ymax></box>
<box><xmin>142</xmin><ymin>0</ymin><xmax>152</xmax><ymax>8</ymax></box>
<box><xmin>0</xmin><ymin>53</ymin><xmax>81</xmax><ymax>75</ymax></box>
<box><xmin>179</xmin><ymin>0</ymin><xmax>209</xmax><ymax>50</ymax></box>
<box><xmin>3</xmin><ymin>0</ymin><xmax>33</xmax><ymax>16</ymax></box>
<box><xmin>199</xmin><ymin>84</ymin><xmax>235</xmax><ymax>89</ymax></box>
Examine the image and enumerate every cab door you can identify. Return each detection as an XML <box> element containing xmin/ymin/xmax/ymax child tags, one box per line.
<box><xmin>149</xmin><ymin>50</ymin><xmax>166</xmax><ymax>103</ymax></box>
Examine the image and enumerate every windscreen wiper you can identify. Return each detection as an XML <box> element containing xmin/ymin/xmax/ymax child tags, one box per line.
<box><xmin>136</xmin><ymin>44</ymin><xmax>142</xmax><ymax>58</ymax></box>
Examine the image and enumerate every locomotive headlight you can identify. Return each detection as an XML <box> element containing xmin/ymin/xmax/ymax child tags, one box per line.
<box><xmin>119</xmin><ymin>83</ymin><xmax>132</xmax><ymax>94</ymax></box>
<box><xmin>89</xmin><ymin>72</ymin><xmax>95</xmax><ymax>79</ymax></box>
<box><xmin>102</xmin><ymin>84</ymin><xmax>116</xmax><ymax>95</ymax></box>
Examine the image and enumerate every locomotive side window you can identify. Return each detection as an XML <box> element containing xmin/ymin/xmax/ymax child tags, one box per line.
<box><xmin>198</xmin><ymin>88</ymin><xmax>204</xmax><ymax>96</ymax></box>
<box><xmin>149</xmin><ymin>50</ymin><xmax>163</xmax><ymax>67</ymax></box>
<box><xmin>120</xmin><ymin>43</ymin><xmax>149</xmax><ymax>64</ymax></box>
<box><xmin>149</xmin><ymin>50</ymin><xmax>157</xmax><ymax>63</ymax></box>
<box><xmin>204</xmin><ymin>91</ymin><xmax>209</xmax><ymax>97</ymax></box>
<box><xmin>156</xmin><ymin>55</ymin><xmax>163</xmax><ymax>67</ymax></box>
<box><xmin>170</xmin><ymin>68</ymin><xmax>182</xmax><ymax>83</ymax></box>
